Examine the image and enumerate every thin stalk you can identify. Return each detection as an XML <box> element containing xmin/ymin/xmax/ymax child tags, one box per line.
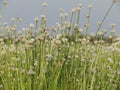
<box><xmin>67</xmin><ymin>12</ymin><xmax>73</xmax><ymax>40</ymax></box>
<box><xmin>35</xmin><ymin>21</ymin><xmax>38</xmax><ymax>37</ymax></box>
<box><xmin>72</xmin><ymin>12</ymin><xmax>77</xmax><ymax>34</ymax></box>
<box><xmin>85</xmin><ymin>9</ymin><xmax>91</xmax><ymax>37</ymax></box>
<box><xmin>77</xmin><ymin>9</ymin><xmax>81</xmax><ymax>27</ymax></box>
<box><xmin>95</xmin><ymin>2</ymin><xmax>115</xmax><ymax>35</ymax></box>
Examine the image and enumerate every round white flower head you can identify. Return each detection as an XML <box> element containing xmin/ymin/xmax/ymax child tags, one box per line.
<box><xmin>78</xmin><ymin>28</ymin><xmax>83</xmax><ymax>33</ymax></box>
<box><xmin>98</xmin><ymin>21</ymin><xmax>101</xmax><ymax>26</ymax></box>
<box><xmin>3</xmin><ymin>0</ymin><xmax>8</xmax><ymax>5</ymax></box>
<box><xmin>78</xmin><ymin>3</ymin><xmax>82</xmax><ymax>8</ymax></box>
<box><xmin>11</xmin><ymin>17</ymin><xmax>15</xmax><ymax>22</ymax></box>
<box><xmin>111</xmin><ymin>23</ymin><xmax>116</xmax><ymax>28</ymax></box>
<box><xmin>111</xmin><ymin>29</ymin><xmax>116</xmax><ymax>33</ymax></box>
<box><xmin>17</xmin><ymin>17</ymin><xmax>23</xmax><ymax>22</ymax></box>
<box><xmin>64</xmin><ymin>13</ymin><xmax>68</xmax><ymax>17</ymax></box>
<box><xmin>30</xmin><ymin>23</ymin><xmax>34</xmax><ymax>29</ymax></box>
<box><xmin>42</xmin><ymin>2</ymin><xmax>48</xmax><ymax>7</ymax></box>
<box><xmin>60</xmin><ymin>8</ymin><xmax>64</xmax><ymax>13</ymax></box>
<box><xmin>40</xmin><ymin>15</ymin><xmax>46</xmax><ymax>19</ymax></box>
<box><xmin>76</xmin><ymin>7</ymin><xmax>81</xmax><ymax>11</ymax></box>
<box><xmin>88</xmin><ymin>4</ymin><xmax>93</xmax><ymax>9</ymax></box>
<box><xmin>71</xmin><ymin>9</ymin><xmax>76</xmax><ymax>13</ymax></box>
<box><xmin>34</xmin><ymin>17</ymin><xmax>39</xmax><ymax>22</ymax></box>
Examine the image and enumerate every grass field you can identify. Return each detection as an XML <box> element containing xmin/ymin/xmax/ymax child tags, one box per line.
<box><xmin>0</xmin><ymin>0</ymin><xmax>120</xmax><ymax>90</ymax></box>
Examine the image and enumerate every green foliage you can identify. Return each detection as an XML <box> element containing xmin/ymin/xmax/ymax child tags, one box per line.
<box><xmin>0</xmin><ymin>1</ymin><xmax>119</xmax><ymax>90</ymax></box>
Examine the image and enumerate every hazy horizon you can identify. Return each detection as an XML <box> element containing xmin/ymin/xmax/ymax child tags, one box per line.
<box><xmin>0</xmin><ymin>0</ymin><xmax>120</xmax><ymax>35</ymax></box>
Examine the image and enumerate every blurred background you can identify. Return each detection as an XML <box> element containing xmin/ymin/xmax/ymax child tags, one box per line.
<box><xmin>0</xmin><ymin>0</ymin><xmax>120</xmax><ymax>35</ymax></box>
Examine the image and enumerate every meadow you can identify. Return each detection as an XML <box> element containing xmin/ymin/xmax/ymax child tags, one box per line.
<box><xmin>0</xmin><ymin>0</ymin><xmax>120</xmax><ymax>90</ymax></box>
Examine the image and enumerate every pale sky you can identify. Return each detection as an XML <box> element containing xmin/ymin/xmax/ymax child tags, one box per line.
<box><xmin>0</xmin><ymin>0</ymin><xmax>120</xmax><ymax>34</ymax></box>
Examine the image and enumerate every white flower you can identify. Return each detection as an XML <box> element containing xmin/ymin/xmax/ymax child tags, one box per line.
<box><xmin>27</xmin><ymin>38</ymin><xmax>35</xmax><ymax>45</ymax></box>
<box><xmin>40</xmin><ymin>15</ymin><xmax>45</xmax><ymax>19</ymax></box>
<box><xmin>64</xmin><ymin>13</ymin><xmax>68</xmax><ymax>17</ymax></box>
<box><xmin>117</xmin><ymin>70</ymin><xmax>120</xmax><ymax>75</ymax></box>
<box><xmin>1</xmin><ymin>50</ymin><xmax>6</xmax><ymax>55</ymax></box>
<box><xmin>107</xmin><ymin>58</ymin><xmax>113</xmax><ymax>63</ymax></box>
<box><xmin>28</xmin><ymin>69</ymin><xmax>36</xmax><ymax>75</ymax></box>
<box><xmin>111</xmin><ymin>29</ymin><xmax>116</xmax><ymax>33</ymax></box>
<box><xmin>42</xmin><ymin>2</ymin><xmax>48</xmax><ymax>7</ymax></box>
<box><xmin>11</xmin><ymin>17</ymin><xmax>15</xmax><ymax>21</ymax></box>
<box><xmin>114</xmin><ymin>37</ymin><xmax>120</xmax><ymax>42</ymax></box>
<box><xmin>38</xmin><ymin>35</ymin><xmax>44</xmax><ymax>41</ymax></box>
<box><xmin>27</xmin><ymin>66</ymin><xmax>36</xmax><ymax>75</ymax></box>
<box><xmin>98</xmin><ymin>21</ymin><xmax>101</xmax><ymax>26</ymax></box>
<box><xmin>90</xmin><ymin>33</ymin><xmax>95</xmax><ymax>37</ymax></box>
<box><xmin>88</xmin><ymin>4</ymin><xmax>93</xmax><ymax>9</ymax></box>
<box><xmin>60</xmin><ymin>14</ymin><xmax>64</xmax><ymax>18</ymax></box>
<box><xmin>30</xmin><ymin>38</ymin><xmax>35</xmax><ymax>43</ymax></box>
<box><xmin>71</xmin><ymin>9</ymin><xmax>76</xmax><ymax>13</ymax></box>
<box><xmin>21</xmin><ymin>38</ymin><xmax>27</xmax><ymax>43</ymax></box>
<box><xmin>108</xmin><ymin>35</ymin><xmax>112</xmax><ymax>39</ymax></box>
<box><xmin>12</xmin><ymin>25</ymin><xmax>17</xmax><ymax>31</ymax></box>
<box><xmin>30</xmin><ymin>23</ymin><xmax>34</xmax><ymax>29</ymax></box>
<box><xmin>62</xmin><ymin>38</ymin><xmax>68</xmax><ymax>43</ymax></box>
<box><xmin>97</xmin><ymin>32</ymin><xmax>103</xmax><ymax>36</ymax></box>
<box><xmin>76</xmin><ymin>7</ymin><xmax>81</xmax><ymax>11</ymax></box>
<box><xmin>3</xmin><ymin>0</ymin><xmax>8</xmax><ymax>5</ymax></box>
<box><xmin>34</xmin><ymin>17</ymin><xmax>39</xmax><ymax>22</ymax></box>
<box><xmin>34</xmin><ymin>60</ymin><xmax>38</xmax><ymax>66</ymax></box>
<box><xmin>7</xmin><ymin>28</ymin><xmax>11</xmax><ymax>33</ymax></box>
<box><xmin>45</xmin><ymin>54</ymin><xmax>53</xmax><ymax>60</ymax></box>
<box><xmin>74</xmin><ymin>24</ymin><xmax>78</xmax><ymax>29</ymax></box>
<box><xmin>78</xmin><ymin>3</ymin><xmax>82</xmax><ymax>8</ymax></box>
<box><xmin>21</xmin><ymin>70</ymin><xmax>25</xmax><ymax>74</ymax></box>
<box><xmin>55</xmin><ymin>39</ymin><xmax>62</xmax><ymax>45</ymax></box>
<box><xmin>17</xmin><ymin>17</ymin><xmax>23</xmax><ymax>22</ymax></box>
<box><xmin>110</xmin><ymin>23</ymin><xmax>116</xmax><ymax>27</ymax></box>
<box><xmin>0</xmin><ymin>70</ymin><xmax>4</xmax><ymax>75</ymax></box>
<box><xmin>18</xmin><ymin>31</ymin><xmax>22</xmax><ymax>35</ymax></box>
<box><xmin>56</xmin><ymin>34</ymin><xmax>62</xmax><ymax>39</ymax></box>
<box><xmin>0</xmin><ymin>85</ymin><xmax>3</xmax><ymax>88</ymax></box>
<box><xmin>78</xmin><ymin>28</ymin><xmax>83</xmax><ymax>33</ymax></box>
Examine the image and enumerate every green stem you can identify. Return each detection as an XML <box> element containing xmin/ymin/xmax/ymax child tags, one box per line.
<box><xmin>96</xmin><ymin>2</ymin><xmax>115</xmax><ymax>35</ymax></box>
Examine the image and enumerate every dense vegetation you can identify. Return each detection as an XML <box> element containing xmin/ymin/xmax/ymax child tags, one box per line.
<box><xmin>0</xmin><ymin>0</ymin><xmax>120</xmax><ymax>90</ymax></box>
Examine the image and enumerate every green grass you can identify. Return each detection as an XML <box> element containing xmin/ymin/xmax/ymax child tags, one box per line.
<box><xmin>0</xmin><ymin>1</ymin><xmax>120</xmax><ymax>90</ymax></box>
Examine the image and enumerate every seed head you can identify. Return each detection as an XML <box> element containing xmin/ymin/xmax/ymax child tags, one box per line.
<box><xmin>42</xmin><ymin>2</ymin><xmax>48</xmax><ymax>7</ymax></box>
<box><xmin>78</xmin><ymin>3</ymin><xmax>82</xmax><ymax>8</ymax></box>
<box><xmin>17</xmin><ymin>17</ymin><xmax>23</xmax><ymax>22</ymax></box>
<box><xmin>113</xmin><ymin>0</ymin><xmax>117</xmax><ymax>3</ymax></box>
<box><xmin>60</xmin><ymin>14</ymin><xmax>64</xmax><ymax>18</ymax></box>
<box><xmin>60</xmin><ymin>8</ymin><xmax>64</xmax><ymax>13</ymax></box>
<box><xmin>11</xmin><ymin>17</ymin><xmax>15</xmax><ymax>22</ymax></box>
<box><xmin>110</xmin><ymin>23</ymin><xmax>116</xmax><ymax>28</ymax></box>
<box><xmin>111</xmin><ymin>29</ymin><xmax>116</xmax><ymax>33</ymax></box>
<box><xmin>78</xmin><ymin>28</ymin><xmax>83</xmax><ymax>33</ymax></box>
<box><xmin>88</xmin><ymin>4</ymin><xmax>93</xmax><ymax>9</ymax></box>
<box><xmin>34</xmin><ymin>17</ymin><xmax>39</xmax><ymax>22</ymax></box>
<box><xmin>76</xmin><ymin>7</ymin><xmax>81</xmax><ymax>11</ymax></box>
<box><xmin>108</xmin><ymin>35</ymin><xmax>112</xmax><ymax>39</ymax></box>
<box><xmin>3</xmin><ymin>0</ymin><xmax>8</xmax><ymax>5</ymax></box>
<box><xmin>64</xmin><ymin>13</ymin><xmax>68</xmax><ymax>17</ymax></box>
<box><xmin>30</xmin><ymin>23</ymin><xmax>34</xmax><ymax>29</ymax></box>
<box><xmin>71</xmin><ymin>9</ymin><xmax>76</xmax><ymax>13</ymax></box>
<box><xmin>117</xmin><ymin>70</ymin><xmax>120</xmax><ymax>75</ymax></box>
